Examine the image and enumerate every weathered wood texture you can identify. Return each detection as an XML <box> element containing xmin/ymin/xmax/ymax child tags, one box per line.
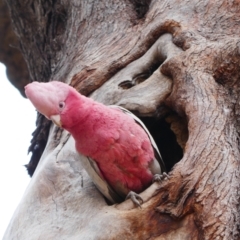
<box><xmin>2</xmin><ymin>0</ymin><xmax>240</xmax><ymax>239</ymax></box>
<box><xmin>0</xmin><ymin>0</ymin><xmax>29</xmax><ymax>96</ymax></box>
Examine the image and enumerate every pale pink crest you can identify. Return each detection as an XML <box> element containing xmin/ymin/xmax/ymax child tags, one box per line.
<box><xmin>25</xmin><ymin>81</ymin><xmax>70</xmax><ymax>118</ymax></box>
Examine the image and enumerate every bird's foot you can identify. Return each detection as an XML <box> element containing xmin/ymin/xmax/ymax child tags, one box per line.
<box><xmin>126</xmin><ymin>191</ymin><xmax>143</xmax><ymax>208</ymax></box>
<box><xmin>152</xmin><ymin>172</ymin><xmax>170</xmax><ymax>183</ymax></box>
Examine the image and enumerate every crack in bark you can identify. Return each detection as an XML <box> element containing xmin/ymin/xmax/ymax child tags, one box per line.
<box><xmin>4</xmin><ymin>1</ymin><xmax>240</xmax><ymax>239</ymax></box>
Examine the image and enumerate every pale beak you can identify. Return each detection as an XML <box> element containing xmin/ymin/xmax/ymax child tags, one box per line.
<box><xmin>50</xmin><ymin>115</ymin><xmax>62</xmax><ymax>128</ymax></box>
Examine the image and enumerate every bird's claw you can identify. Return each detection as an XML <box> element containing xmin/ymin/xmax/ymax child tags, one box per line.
<box><xmin>152</xmin><ymin>172</ymin><xmax>170</xmax><ymax>183</ymax></box>
<box><xmin>126</xmin><ymin>191</ymin><xmax>143</xmax><ymax>208</ymax></box>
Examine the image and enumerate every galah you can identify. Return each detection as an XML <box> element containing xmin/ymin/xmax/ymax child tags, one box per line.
<box><xmin>25</xmin><ymin>81</ymin><xmax>167</xmax><ymax>206</ymax></box>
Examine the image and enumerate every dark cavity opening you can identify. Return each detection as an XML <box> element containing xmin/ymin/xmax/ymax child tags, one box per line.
<box><xmin>118</xmin><ymin>61</ymin><xmax>161</xmax><ymax>89</ymax></box>
<box><xmin>129</xmin><ymin>0</ymin><xmax>152</xmax><ymax>19</ymax></box>
<box><xmin>139</xmin><ymin>115</ymin><xmax>185</xmax><ymax>172</ymax></box>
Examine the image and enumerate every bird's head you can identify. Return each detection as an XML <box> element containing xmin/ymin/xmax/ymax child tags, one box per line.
<box><xmin>25</xmin><ymin>81</ymin><xmax>87</xmax><ymax>129</ymax></box>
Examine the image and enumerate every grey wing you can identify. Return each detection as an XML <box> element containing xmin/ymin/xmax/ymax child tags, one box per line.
<box><xmin>108</xmin><ymin>105</ymin><xmax>166</xmax><ymax>173</ymax></box>
<box><xmin>80</xmin><ymin>155</ymin><xmax>123</xmax><ymax>203</ymax></box>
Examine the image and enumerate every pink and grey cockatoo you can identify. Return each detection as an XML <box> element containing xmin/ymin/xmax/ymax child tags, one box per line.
<box><xmin>25</xmin><ymin>81</ymin><xmax>166</xmax><ymax>206</ymax></box>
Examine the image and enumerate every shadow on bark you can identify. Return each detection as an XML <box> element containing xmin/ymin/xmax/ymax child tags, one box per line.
<box><xmin>2</xmin><ymin>0</ymin><xmax>240</xmax><ymax>239</ymax></box>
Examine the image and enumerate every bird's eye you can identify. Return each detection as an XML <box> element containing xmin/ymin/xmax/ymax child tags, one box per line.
<box><xmin>59</xmin><ymin>101</ymin><xmax>65</xmax><ymax>110</ymax></box>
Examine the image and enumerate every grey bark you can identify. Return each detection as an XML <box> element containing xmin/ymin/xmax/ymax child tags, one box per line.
<box><xmin>2</xmin><ymin>0</ymin><xmax>240</xmax><ymax>239</ymax></box>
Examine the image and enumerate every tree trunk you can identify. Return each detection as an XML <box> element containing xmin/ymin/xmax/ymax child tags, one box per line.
<box><xmin>2</xmin><ymin>0</ymin><xmax>240</xmax><ymax>239</ymax></box>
